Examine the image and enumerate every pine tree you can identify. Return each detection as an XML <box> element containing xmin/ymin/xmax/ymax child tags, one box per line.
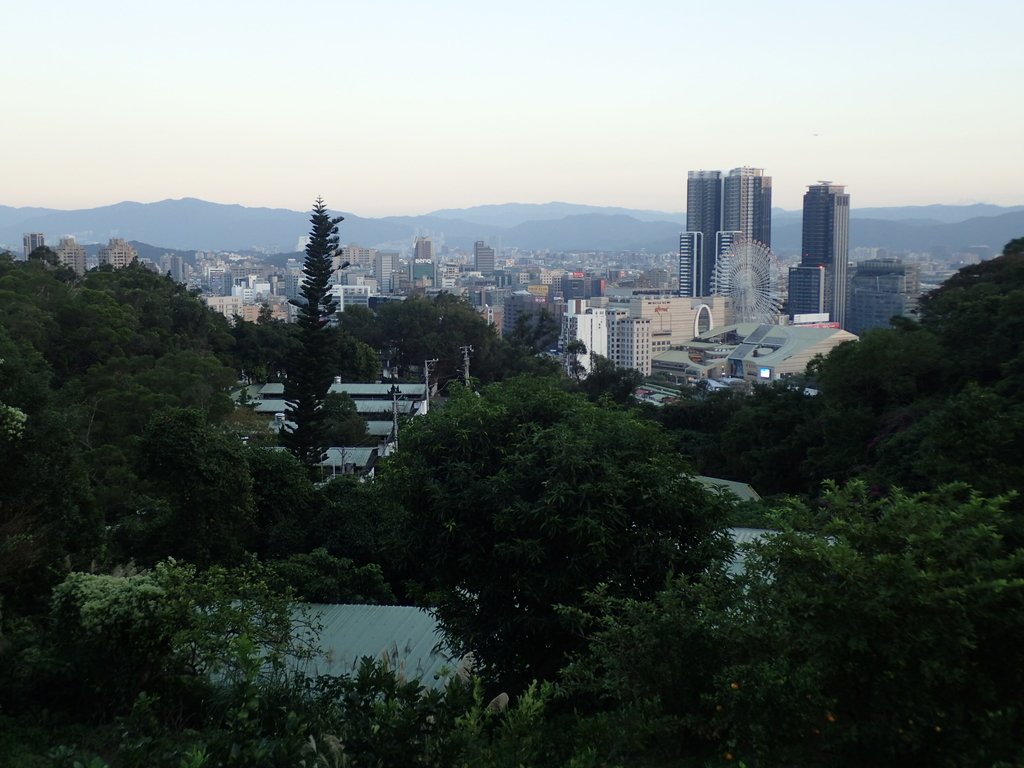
<box><xmin>281</xmin><ymin>198</ymin><xmax>343</xmax><ymax>468</ymax></box>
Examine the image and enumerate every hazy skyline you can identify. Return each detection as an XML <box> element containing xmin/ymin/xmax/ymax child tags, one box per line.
<box><xmin>6</xmin><ymin>1</ymin><xmax>1022</xmax><ymax>217</ymax></box>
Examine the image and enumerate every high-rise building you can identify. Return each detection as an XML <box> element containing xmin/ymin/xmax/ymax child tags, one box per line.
<box><xmin>98</xmin><ymin>238</ymin><xmax>138</xmax><ymax>269</ymax></box>
<box><xmin>685</xmin><ymin>171</ymin><xmax>722</xmax><ymax>296</ymax></box>
<box><xmin>22</xmin><ymin>233</ymin><xmax>45</xmax><ymax>260</ymax></box>
<box><xmin>847</xmin><ymin>258</ymin><xmax>921</xmax><ymax>335</ymax></box>
<box><xmin>502</xmin><ymin>290</ymin><xmax>548</xmax><ymax>338</ymax></box>
<box><xmin>55</xmin><ymin>236</ymin><xmax>87</xmax><ymax>276</ymax></box>
<box><xmin>723</xmin><ymin>167</ymin><xmax>772</xmax><ymax>248</ymax></box>
<box><xmin>684</xmin><ymin>167</ymin><xmax>772</xmax><ymax>297</ymax></box>
<box><xmin>678</xmin><ymin>232</ymin><xmax>702</xmax><ymax>298</ymax></box>
<box><xmin>788</xmin><ymin>182</ymin><xmax>850</xmax><ymax>327</ymax></box>
<box><xmin>374</xmin><ymin>251</ymin><xmax>400</xmax><ymax>293</ymax></box>
<box><xmin>474</xmin><ymin>240</ymin><xmax>495</xmax><ymax>275</ymax></box>
<box><xmin>413</xmin><ymin>236</ymin><xmax>435</xmax><ymax>262</ymax></box>
<box><xmin>410</xmin><ymin>236</ymin><xmax>435</xmax><ymax>288</ymax></box>
<box><xmin>561</xmin><ymin>301</ymin><xmax>608</xmax><ymax>376</ymax></box>
<box><xmin>608</xmin><ymin>316</ymin><xmax>653</xmax><ymax>376</ymax></box>
<box><xmin>339</xmin><ymin>244</ymin><xmax>376</xmax><ymax>271</ymax></box>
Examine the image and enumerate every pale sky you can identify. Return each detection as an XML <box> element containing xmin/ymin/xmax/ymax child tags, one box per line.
<box><xmin>4</xmin><ymin>0</ymin><xmax>1022</xmax><ymax>216</ymax></box>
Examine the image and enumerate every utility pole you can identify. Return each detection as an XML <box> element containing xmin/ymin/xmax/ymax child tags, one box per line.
<box><xmin>424</xmin><ymin>358</ymin><xmax>438</xmax><ymax>413</ymax></box>
<box><xmin>388</xmin><ymin>383</ymin><xmax>401</xmax><ymax>454</ymax></box>
<box><xmin>460</xmin><ymin>344</ymin><xmax>474</xmax><ymax>388</ymax></box>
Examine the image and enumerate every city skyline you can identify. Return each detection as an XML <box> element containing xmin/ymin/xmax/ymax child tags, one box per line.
<box><xmin>5</xmin><ymin>1</ymin><xmax>1022</xmax><ymax>216</ymax></box>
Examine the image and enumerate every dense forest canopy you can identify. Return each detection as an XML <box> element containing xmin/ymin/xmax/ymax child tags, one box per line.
<box><xmin>0</xmin><ymin>238</ymin><xmax>1022</xmax><ymax>766</ymax></box>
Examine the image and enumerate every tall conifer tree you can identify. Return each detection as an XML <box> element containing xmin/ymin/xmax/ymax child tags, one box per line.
<box><xmin>281</xmin><ymin>198</ymin><xmax>342</xmax><ymax>468</ymax></box>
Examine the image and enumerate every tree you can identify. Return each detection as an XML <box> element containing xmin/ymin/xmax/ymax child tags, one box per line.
<box><xmin>578</xmin><ymin>354</ymin><xmax>644</xmax><ymax>406</ymax></box>
<box><xmin>281</xmin><ymin>198</ymin><xmax>343</xmax><ymax>467</ymax></box>
<box><xmin>40</xmin><ymin>559</ymin><xmax>305</xmax><ymax>716</ymax></box>
<box><xmin>386</xmin><ymin>376</ymin><xmax>730</xmax><ymax>691</ymax></box>
<box><xmin>560</xmin><ymin>482</ymin><xmax>1024</xmax><ymax>766</ymax></box>
<box><xmin>126</xmin><ymin>408</ymin><xmax>255</xmax><ymax>566</ymax></box>
<box><xmin>704</xmin><ymin>482</ymin><xmax>1024</xmax><ymax>766</ymax></box>
<box><xmin>565</xmin><ymin>338</ymin><xmax>587</xmax><ymax>382</ymax></box>
<box><xmin>322</xmin><ymin>391</ymin><xmax>369</xmax><ymax>446</ymax></box>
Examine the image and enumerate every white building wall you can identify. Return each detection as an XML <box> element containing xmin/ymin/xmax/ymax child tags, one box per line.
<box><xmin>561</xmin><ymin>302</ymin><xmax>608</xmax><ymax>375</ymax></box>
<box><xmin>609</xmin><ymin>317</ymin><xmax>652</xmax><ymax>376</ymax></box>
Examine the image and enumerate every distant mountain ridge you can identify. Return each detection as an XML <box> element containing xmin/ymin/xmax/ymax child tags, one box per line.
<box><xmin>1</xmin><ymin>198</ymin><xmax>1021</xmax><ymax>255</ymax></box>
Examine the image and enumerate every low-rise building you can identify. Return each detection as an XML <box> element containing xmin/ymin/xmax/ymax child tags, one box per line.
<box><xmin>653</xmin><ymin>322</ymin><xmax>857</xmax><ymax>385</ymax></box>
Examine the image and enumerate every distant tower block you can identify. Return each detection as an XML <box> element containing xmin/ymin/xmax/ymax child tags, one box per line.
<box><xmin>474</xmin><ymin>240</ymin><xmax>495</xmax><ymax>275</ymax></box>
<box><xmin>22</xmin><ymin>233</ymin><xmax>45</xmax><ymax>259</ymax></box>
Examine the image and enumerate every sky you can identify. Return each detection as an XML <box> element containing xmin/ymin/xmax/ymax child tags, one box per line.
<box><xmin>4</xmin><ymin>0</ymin><xmax>1023</xmax><ymax>216</ymax></box>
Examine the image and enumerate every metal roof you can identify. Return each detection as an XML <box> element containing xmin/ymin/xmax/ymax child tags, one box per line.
<box><xmin>328</xmin><ymin>383</ymin><xmax>426</xmax><ymax>398</ymax></box>
<box><xmin>366</xmin><ymin>421</ymin><xmax>394</xmax><ymax>437</ymax></box>
<box><xmin>320</xmin><ymin>447</ymin><xmax>377</xmax><ymax>469</ymax></box>
<box><xmin>297</xmin><ymin>604</ymin><xmax>457</xmax><ymax>688</ymax></box>
<box><xmin>696</xmin><ymin>475</ymin><xmax>762</xmax><ymax>502</ymax></box>
<box><xmin>257</xmin><ymin>382</ymin><xmax>426</xmax><ymax>400</ymax></box>
<box><xmin>727</xmin><ymin>527</ymin><xmax>773</xmax><ymax>576</ymax></box>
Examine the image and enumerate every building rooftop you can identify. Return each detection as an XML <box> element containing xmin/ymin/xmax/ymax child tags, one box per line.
<box><xmin>296</xmin><ymin>604</ymin><xmax>456</xmax><ymax>689</ymax></box>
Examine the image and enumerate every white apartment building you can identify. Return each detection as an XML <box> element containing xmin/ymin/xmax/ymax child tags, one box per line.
<box><xmin>55</xmin><ymin>236</ymin><xmax>87</xmax><ymax>276</ymax></box>
<box><xmin>561</xmin><ymin>300</ymin><xmax>608</xmax><ymax>375</ymax></box>
<box><xmin>609</xmin><ymin>316</ymin><xmax>653</xmax><ymax>376</ymax></box>
<box><xmin>339</xmin><ymin>245</ymin><xmax>377</xmax><ymax>271</ymax></box>
<box><xmin>97</xmin><ymin>238</ymin><xmax>138</xmax><ymax>269</ymax></box>
<box><xmin>328</xmin><ymin>284</ymin><xmax>371</xmax><ymax>311</ymax></box>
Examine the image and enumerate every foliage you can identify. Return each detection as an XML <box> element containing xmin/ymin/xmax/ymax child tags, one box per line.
<box><xmin>919</xmin><ymin>236</ymin><xmax>1024</xmax><ymax>392</ymax></box>
<box><xmin>558</xmin><ymin>572</ymin><xmax>737</xmax><ymax>764</ymax></box>
<box><xmin>247</xmin><ymin>446</ymin><xmax>318</xmax><ymax>558</ymax></box>
<box><xmin>322</xmin><ymin>392</ymin><xmax>369</xmax><ymax>447</ymax></box>
<box><xmin>312</xmin><ymin>476</ymin><xmax>405</xmax><ymax>571</ymax></box>
<box><xmin>713</xmin><ymin>482</ymin><xmax>1024</xmax><ymax>766</ymax></box>
<box><xmin>565</xmin><ymin>482</ymin><xmax>1024</xmax><ymax>767</ymax></box>
<box><xmin>281</xmin><ymin>198</ymin><xmax>344</xmax><ymax>468</ymax></box>
<box><xmin>577</xmin><ymin>353</ymin><xmax>643</xmax><ymax>406</ymax></box>
<box><xmin>386</xmin><ymin>375</ymin><xmax>730</xmax><ymax>690</ymax></box>
<box><xmin>0</xmin><ymin>328</ymin><xmax>100</xmax><ymax>612</ymax></box>
<box><xmin>337</xmin><ymin>292</ymin><xmax>561</xmax><ymax>385</ymax></box>
<box><xmin>124</xmin><ymin>408</ymin><xmax>255</xmax><ymax>566</ymax></box>
<box><xmin>711</xmin><ymin>381</ymin><xmax>822</xmax><ymax>495</ymax></box>
<box><xmin>38</xmin><ymin>559</ymin><xmax>307</xmax><ymax>717</ymax></box>
<box><xmin>269</xmin><ymin>548</ymin><xmax>395</xmax><ymax>604</ymax></box>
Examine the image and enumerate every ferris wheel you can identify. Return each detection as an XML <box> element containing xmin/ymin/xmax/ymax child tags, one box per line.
<box><xmin>711</xmin><ymin>237</ymin><xmax>783</xmax><ymax>324</ymax></box>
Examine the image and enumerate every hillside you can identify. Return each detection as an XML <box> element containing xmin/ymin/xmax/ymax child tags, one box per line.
<box><xmin>1</xmin><ymin>198</ymin><xmax>1021</xmax><ymax>255</ymax></box>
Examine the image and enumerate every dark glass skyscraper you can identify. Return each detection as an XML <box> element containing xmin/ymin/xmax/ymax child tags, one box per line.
<box><xmin>788</xmin><ymin>182</ymin><xmax>850</xmax><ymax>327</ymax></box>
<box><xmin>682</xmin><ymin>167</ymin><xmax>772</xmax><ymax>297</ymax></box>
<box><xmin>685</xmin><ymin>170</ymin><xmax>722</xmax><ymax>296</ymax></box>
<box><xmin>723</xmin><ymin>167</ymin><xmax>772</xmax><ymax>248</ymax></box>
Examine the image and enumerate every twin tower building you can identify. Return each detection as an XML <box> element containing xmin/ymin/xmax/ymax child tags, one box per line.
<box><xmin>680</xmin><ymin>168</ymin><xmax>850</xmax><ymax>327</ymax></box>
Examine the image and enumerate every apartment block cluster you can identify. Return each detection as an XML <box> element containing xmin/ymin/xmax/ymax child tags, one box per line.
<box><xmin>17</xmin><ymin>233</ymin><xmax>152</xmax><ymax>276</ymax></box>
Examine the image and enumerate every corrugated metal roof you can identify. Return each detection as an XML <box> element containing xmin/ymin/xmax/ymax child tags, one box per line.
<box><xmin>696</xmin><ymin>475</ymin><xmax>762</xmax><ymax>502</ymax></box>
<box><xmin>320</xmin><ymin>447</ymin><xmax>377</xmax><ymax>468</ymax></box>
<box><xmin>352</xmin><ymin>400</ymin><xmax>418</xmax><ymax>417</ymax></box>
<box><xmin>366</xmin><ymin>421</ymin><xmax>394</xmax><ymax>436</ymax></box>
<box><xmin>298</xmin><ymin>604</ymin><xmax>457</xmax><ymax>688</ymax></box>
<box><xmin>727</xmin><ymin>527</ymin><xmax>773</xmax><ymax>575</ymax></box>
<box><xmin>328</xmin><ymin>383</ymin><xmax>426</xmax><ymax>398</ymax></box>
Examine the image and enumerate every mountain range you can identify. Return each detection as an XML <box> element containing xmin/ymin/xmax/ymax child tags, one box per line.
<box><xmin>2</xmin><ymin>198</ymin><xmax>1022</xmax><ymax>256</ymax></box>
